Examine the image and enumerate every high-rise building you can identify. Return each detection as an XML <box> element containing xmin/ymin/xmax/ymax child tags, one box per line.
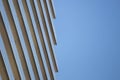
<box><xmin>0</xmin><ymin>0</ymin><xmax>58</xmax><ymax>80</ymax></box>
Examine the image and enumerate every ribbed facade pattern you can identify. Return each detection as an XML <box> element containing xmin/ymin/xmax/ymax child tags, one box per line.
<box><xmin>0</xmin><ymin>0</ymin><xmax>58</xmax><ymax>80</ymax></box>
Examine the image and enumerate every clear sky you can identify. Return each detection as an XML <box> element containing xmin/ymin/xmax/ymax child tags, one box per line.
<box><xmin>53</xmin><ymin>0</ymin><xmax>120</xmax><ymax>80</ymax></box>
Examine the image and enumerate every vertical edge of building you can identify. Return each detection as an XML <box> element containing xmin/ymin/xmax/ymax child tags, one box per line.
<box><xmin>0</xmin><ymin>0</ymin><xmax>58</xmax><ymax>80</ymax></box>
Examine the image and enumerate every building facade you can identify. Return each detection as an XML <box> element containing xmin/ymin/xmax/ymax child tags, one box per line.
<box><xmin>0</xmin><ymin>0</ymin><xmax>58</xmax><ymax>80</ymax></box>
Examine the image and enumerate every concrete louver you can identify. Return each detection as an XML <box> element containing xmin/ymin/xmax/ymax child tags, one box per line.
<box><xmin>0</xmin><ymin>0</ymin><xmax>58</xmax><ymax>80</ymax></box>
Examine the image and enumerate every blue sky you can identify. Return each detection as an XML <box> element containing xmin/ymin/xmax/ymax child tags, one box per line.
<box><xmin>54</xmin><ymin>0</ymin><xmax>120</xmax><ymax>80</ymax></box>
